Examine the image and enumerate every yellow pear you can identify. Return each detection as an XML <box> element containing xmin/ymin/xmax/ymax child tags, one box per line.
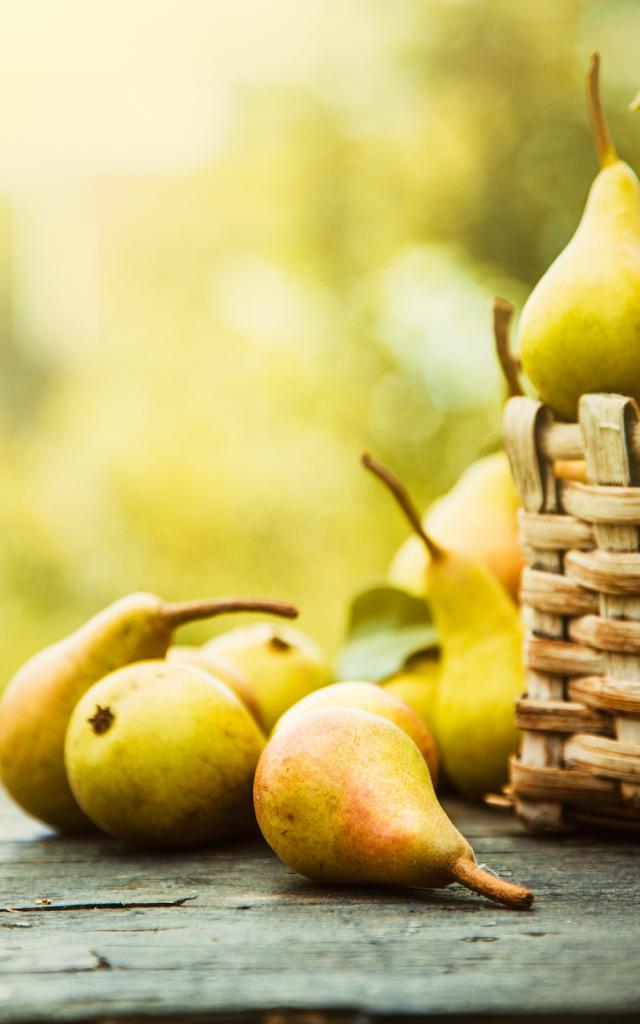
<box><xmin>255</xmin><ymin>708</ymin><xmax>532</xmax><ymax>910</ymax></box>
<box><xmin>202</xmin><ymin>623</ymin><xmax>331</xmax><ymax>732</ymax></box>
<box><xmin>383</xmin><ymin>652</ymin><xmax>441</xmax><ymax>743</ymax></box>
<box><xmin>0</xmin><ymin>594</ymin><xmax>295</xmax><ymax>831</ymax></box>
<box><xmin>167</xmin><ymin>645</ymin><xmax>262</xmax><ymax>725</ymax></box>
<box><xmin>520</xmin><ymin>54</ymin><xmax>640</xmax><ymax>419</ymax></box>
<box><xmin>65</xmin><ymin>661</ymin><xmax>266</xmax><ymax>848</ymax></box>
<box><xmin>429</xmin><ymin>553</ymin><xmax>523</xmax><ymax>799</ymax></box>
<box><xmin>364</xmin><ymin>454</ymin><xmax>524</xmax><ymax>800</ymax></box>
<box><xmin>389</xmin><ymin>452</ymin><xmax>522</xmax><ymax>602</ymax></box>
<box><xmin>273</xmin><ymin>680</ymin><xmax>438</xmax><ymax>783</ymax></box>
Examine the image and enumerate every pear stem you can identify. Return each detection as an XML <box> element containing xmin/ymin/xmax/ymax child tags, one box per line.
<box><xmin>161</xmin><ymin>598</ymin><xmax>298</xmax><ymax>629</ymax></box>
<box><xmin>450</xmin><ymin>856</ymin><xmax>533</xmax><ymax>911</ymax></box>
<box><xmin>587</xmin><ymin>52</ymin><xmax>617</xmax><ymax>168</ymax></box>
<box><xmin>361</xmin><ymin>452</ymin><xmax>443</xmax><ymax>561</ymax></box>
<box><xmin>493</xmin><ymin>297</ymin><xmax>522</xmax><ymax>398</ymax></box>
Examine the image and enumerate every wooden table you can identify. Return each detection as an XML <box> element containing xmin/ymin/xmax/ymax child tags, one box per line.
<box><xmin>2</xmin><ymin>788</ymin><xmax>639</xmax><ymax>1023</ymax></box>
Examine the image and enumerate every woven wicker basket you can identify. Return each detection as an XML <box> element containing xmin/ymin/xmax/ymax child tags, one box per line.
<box><xmin>504</xmin><ymin>392</ymin><xmax>640</xmax><ymax>833</ymax></box>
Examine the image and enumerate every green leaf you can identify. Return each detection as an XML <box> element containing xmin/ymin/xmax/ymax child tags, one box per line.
<box><xmin>337</xmin><ymin>582</ymin><xmax>438</xmax><ymax>683</ymax></box>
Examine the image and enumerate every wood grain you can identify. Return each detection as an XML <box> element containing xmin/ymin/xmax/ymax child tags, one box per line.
<box><xmin>2</xmin><ymin>790</ymin><xmax>639</xmax><ymax>1023</ymax></box>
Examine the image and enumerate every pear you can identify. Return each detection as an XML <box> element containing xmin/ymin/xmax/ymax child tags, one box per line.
<box><xmin>202</xmin><ymin>623</ymin><xmax>332</xmax><ymax>732</ymax></box>
<box><xmin>383</xmin><ymin>652</ymin><xmax>441</xmax><ymax>744</ymax></box>
<box><xmin>520</xmin><ymin>54</ymin><xmax>640</xmax><ymax>420</ymax></box>
<box><xmin>273</xmin><ymin>680</ymin><xmax>438</xmax><ymax>783</ymax></box>
<box><xmin>167</xmin><ymin>645</ymin><xmax>262</xmax><ymax>725</ymax></box>
<box><xmin>255</xmin><ymin>708</ymin><xmax>532</xmax><ymax>910</ymax></box>
<box><xmin>0</xmin><ymin>593</ymin><xmax>296</xmax><ymax>831</ymax></box>
<box><xmin>65</xmin><ymin>661</ymin><xmax>266</xmax><ymax>848</ymax></box>
<box><xmin>389</xmin><ymin>452</ymin><xmax>522</xmax><ymax>603</ymax></box>
<box><xmin>363</xmin><ymin>454</ymin><xmax>524</xmax><ymax>800</ymax></box>
<box><xmin>554</xmin><ymin>460</ymin><xmax>588</xmax><ymax>484</ymax></box>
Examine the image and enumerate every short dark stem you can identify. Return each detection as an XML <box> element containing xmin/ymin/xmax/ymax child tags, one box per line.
<box><xmin>361</xmin><ymin>453</ymin><xmax>443</xmax><ymax>560</ymax></box>
<box><xmin>586</xmin><ymin>52</ymin><xmax>617</xmax><ymax>168</ymax></box>
<box><xmin>493</xmin><ymin>297</ymin><xmax>522</xmax><ymax>398</ymax></box>
<box><xmin>161</xmin><ymin>598</ymin><xmax>298</xmax><ymax>629</ymax></box>
<box><xmin>450</xmin><ymin>856</ymin><xmax>533</xmax><ymax>911</ymax></box>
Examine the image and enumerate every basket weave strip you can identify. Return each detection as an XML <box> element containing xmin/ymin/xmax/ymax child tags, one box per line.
<box><xmin>521</xmin><ymin>568</ymin><xmax>598</xmax><ymax>616</ymax></box>
<box><xmin>520</xmin><ymin>512</ymin><xmax>594</xmax><ymax>551</ymax></box>
<box><xmin>568</xmin><ymin>675</ymin><xmax>640</xmax><ymax>714</ymax></box>
<box><xmin>565</xmin><ymin>549</ymin><xmax>640</xmax><ymax>594</ymax></box>
<box><xmin>515</xmin><ymin>698</ymin><xmax>610</xmax><ymax>734</ymax></box>
<box><xmin>504</xmin><ymin>393</ymin><xmax>640</xmax><ymax>832</ymax></box>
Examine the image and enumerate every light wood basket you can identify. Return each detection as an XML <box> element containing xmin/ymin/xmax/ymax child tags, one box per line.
<box><xmin>504</xmin><ymin>392</ymin><xmax>640</xmax><ymax>833</ymax></box>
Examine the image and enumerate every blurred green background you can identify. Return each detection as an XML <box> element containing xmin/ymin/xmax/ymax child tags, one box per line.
<box><xmin>2</xmin><ymin>0</ymin><xmax>640</xmax><ymax>679</ymax></box>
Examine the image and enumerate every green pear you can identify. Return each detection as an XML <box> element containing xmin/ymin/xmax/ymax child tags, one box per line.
<box><xmin>255</xmin><ymin>708</ymin><xmax>532</xmax><ymax>910</ymax></box>
<box><xmin>65</xmin><ymin>661</ymin><xmax>266</xmax><ymax>848</ymax></box>
<box><xmin>383</xmin><ymin>652</ymin><xmax>441</xmax><ymax>744</ymax></box>
<box><xmin>167</xmin><ymin>645</ymin><xmax>262</xmax><ymax>725</ymax></box>
<box><xmin>202</xmin><ymin>623</ymin><xmax>332</xmax><ymax>732</ymax></box>
<box><xmin>273</xmin><ymin>680</ymin><xmax>438</xmax><ymax>784</ymax></box>
<box><xmin>389</xmin><ymin>452</ymin><xmax>522</xmax><ymax>602</ymax></box>
<box><xmin>0</xmin><ymin>594</ymin><xmax>295</xmax><ymax>831</ymax></box>
<box><xmin>520</xmin><ymin>54</ymin><xmax>640</xmax><ymax>419</ymax></box>
<box><xmin>363</xmin><ymin>454</ymin><xmax>524</xmax><ymax>800</ymax></box>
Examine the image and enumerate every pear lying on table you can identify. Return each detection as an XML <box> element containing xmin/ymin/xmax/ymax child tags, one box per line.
<box><xmin>202</xmin><ymin>623</ymin><xmax>332</xmax><ymax>732</ymax></box>
<box><xmin>65</xmin><ymin>661</ymin><xmax>266</xmax><ymax>848</ymax></box>
<box><xmin>520</xmin><ymin>54</ymin><xmax>640</xmax><ymax>419</ymax></box>
<box><xmin>255</xmin><ymin>708</ymin><xmax>532</xmax><ymax>910</ymax></box>
<box><xmin>364</xmin><ymin>453</ymin><xmax>524</xmax><ymax>800</ymax></box>
<box><xmin>0</xmin><ymin>594</ymin><xmax>296</xmax><ymax>832</ymax></box>
<box><xmin>274</xmin><ymin>680</ymin><xmax>438</xmax><ymax>784</ymax></box>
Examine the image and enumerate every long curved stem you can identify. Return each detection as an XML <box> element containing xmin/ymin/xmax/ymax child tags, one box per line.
<box><xmin>450</xmin><ymin>856</ymin><xmax>533</xmax><ymax>911</ymax></box>
<box><xmin>361</xmin><ymin>452</ymin><xmax>443</xmax><ymax>561</ymax></box>
<box><xmin>161</xmin><ymin>598</ymin><xmax>298</xmax><ymax>629</ymax></box>
<box><xmin>586</xmin><ymin>52</ymin><xmax>617</xmax><ymax>168</ymax></box>
<box><xmin>493</xmin><ymin>297</ymin><xmax>522</xmax><ymax>398</ymax></box>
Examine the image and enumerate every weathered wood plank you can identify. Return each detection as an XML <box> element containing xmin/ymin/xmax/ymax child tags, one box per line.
<box><xmin>1</xmin><ymin>790</ymin><xmax>639</xmax><ymax>1022</ymax></box>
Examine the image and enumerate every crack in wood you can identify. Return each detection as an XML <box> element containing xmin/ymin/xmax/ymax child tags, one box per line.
<box><xmin>1</xmin><ymin>897</ymin><xmax>197</xmax><ymax>914</ymax></box>
<box><xmin>90</xmin><ymin>951</ymin><xmax>112</xmax><ymax>970</ymax></box>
